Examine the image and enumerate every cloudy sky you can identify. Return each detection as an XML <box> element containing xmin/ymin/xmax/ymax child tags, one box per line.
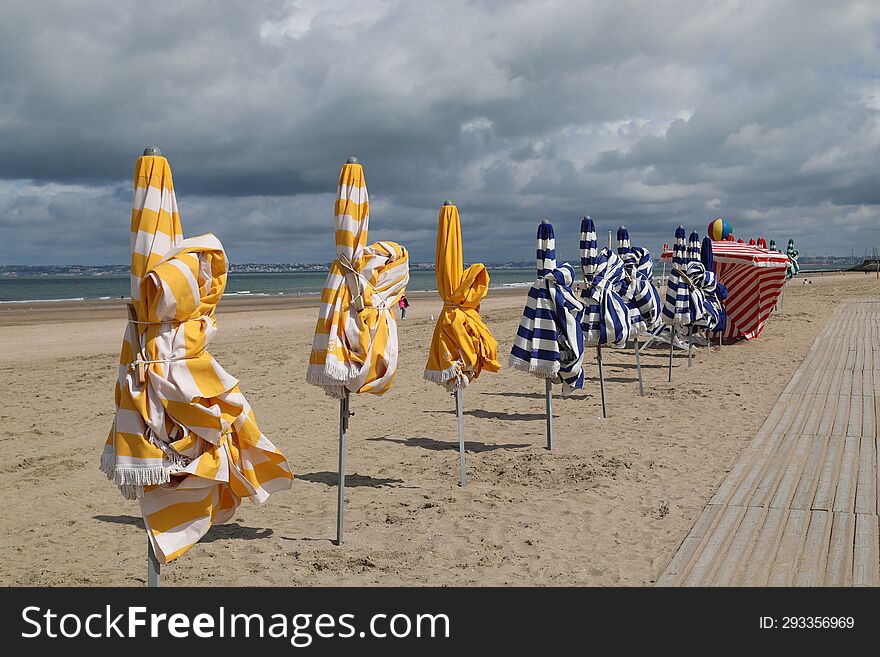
<box><xmin>2</xmin><ymin>0</ymin><xmax>879</xmax><ymax>265</ymax></box>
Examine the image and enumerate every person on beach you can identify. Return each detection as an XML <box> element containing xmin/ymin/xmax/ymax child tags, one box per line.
<box><xmin>399</xmin><ymin>294</ymin><xmax>409</xmax><ymax>319</ymax></box>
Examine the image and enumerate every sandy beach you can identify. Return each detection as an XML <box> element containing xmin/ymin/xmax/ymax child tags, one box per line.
<box><xmin>0</xmin><ymin>272</ymin><xmax>877</xmax><ymax>586</ymax></box>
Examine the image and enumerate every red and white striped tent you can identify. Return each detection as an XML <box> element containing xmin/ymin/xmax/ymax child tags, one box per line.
<box><xmin>662</xmin><ymin>240</ymin><xmax>789</xmax><ymax>340</ymax></box>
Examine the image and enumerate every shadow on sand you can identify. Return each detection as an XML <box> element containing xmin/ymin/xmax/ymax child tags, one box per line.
<box><xmin>93</xmin><ymin>515</ymin><xmax>273</xmax><ymax>542</ymax></box>
<box><xmin>296</xmin><ymin>471</ymin><xmax>410</xmax><ymax>489</ymax></box>
<box><xmin>368</xmin><ymin>435</ymin><xmax>531</xmax><ymax>453</ymax></box>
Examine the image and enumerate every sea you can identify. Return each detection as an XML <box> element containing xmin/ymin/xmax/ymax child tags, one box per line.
<box><xmin>0</xmin><ymin>269</ymin><xmax>536</xmax><ymax>303</ymax></box>
<box><xmin>0</xmin><ymin>263</ymin><xmax>850</xmax><ymax>304</ymax></box>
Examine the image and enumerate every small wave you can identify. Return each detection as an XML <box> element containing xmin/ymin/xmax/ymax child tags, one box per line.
<box><xmin>0</xmin><ymin>297</ymin><xmax>86</xmax><ymax>304</ymax></box>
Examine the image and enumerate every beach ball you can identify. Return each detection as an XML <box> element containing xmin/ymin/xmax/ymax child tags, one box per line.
<box><xmin>707</xmin><ymin>217</ymin><xmax>732</xmax><ymax>241</ymax></box>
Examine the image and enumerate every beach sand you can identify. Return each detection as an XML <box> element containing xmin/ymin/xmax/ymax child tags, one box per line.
<box><xmin>0</xmin><ymin>272</ymin><xmax>877</xmax><ymax>586</ymax></box>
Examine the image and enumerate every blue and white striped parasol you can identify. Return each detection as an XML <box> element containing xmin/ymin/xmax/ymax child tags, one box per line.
<box><xmin>620</xmin><ymin>247</ymin><xmax>662</xmax><ymax>335</ymax></box>
<box><xmin>663</xmin><ymin>226</ymin><xmax>691</xmax><ymax>329</ymax></box>
<box><xmin>700</xmin><ymin>237</ymin><xmax>727</xmax><ymax>334</ymax></box>
<box><xmin>510</xmin><ymin>221</ymin><xmax>586</xmax><ymax>393</ymax></box>
<box><xmin>582</xmin><ymin>216</ymin><xmax>629</xmax><ymax>346</ymax></box>
<box><xmin>584</xmin><ymin>249</ymin><xmax>631</xmax><ymax>348</ymax></box>
<box><xmin>687</xmin><ymin>230</ymin><xmax>702</xmax><ymax>263</ymax></box>
<box><xmin>616</xmin><ymin>226</ymin><xmax>631</xmax><ymax>256</ymax></box>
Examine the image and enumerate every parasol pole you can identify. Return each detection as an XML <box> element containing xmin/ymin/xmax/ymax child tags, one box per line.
<box><xmin>687</xmin><ymin>328</ymin><xmax>694</xmax><ymax>367</ymax></box>
<box><xmin>545</xmin><ymin>378</ymin><xmax>554</xmax><ymax>450</ymax></box>
<box><xmin>668</xmin><ymin>327</ymin><xmax>675</xmax><ymax>382</ymax></box>
<box><xmin>129</xmin><ymin>149</ymin><xmax>163</xmax><ymax>588</ymax></box>
<box><xmin>634</xmin><ymin>334</ymin><xmax>644</xmax><ymax>396</ymax></box>
<box><xmin>454</xmin><ymin>385</ymin><xmax>467</xmax><ymax>486</ymax></box>
<box><xmin>147</xmin><ymin>541</ymin><xmax>160</xmax><ymax>587</ymax></box>
<box><xmin>596</xmin><ymin>344</ymin><xmax>607</xmax><ymax>417</ymax></box>
<box><xmin>336</xmin><ymin>389</ymin><xmax>351</xmax><ymax>545</ymax></box>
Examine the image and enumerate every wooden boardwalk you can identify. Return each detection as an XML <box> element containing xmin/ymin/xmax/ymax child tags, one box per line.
<box><xmin>657</xmin><ymin>300</ymin><xmax>880</xmax><ymax>586</ymax></box>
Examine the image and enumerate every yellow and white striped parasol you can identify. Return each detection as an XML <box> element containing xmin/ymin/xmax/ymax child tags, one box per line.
<box><xmin>306</xmin><ymin>160</ymin><xmax>409</xmax><ymax>397</ymax></box>
<box><xmin>306</xmin><ymin>158</ymin><xmax>409</xmax><ymax>543</ymax></box>
<box><xmin>101</xmin><ymin>152</ymin><xmax>292</xmax><ymax>566</ymax></box>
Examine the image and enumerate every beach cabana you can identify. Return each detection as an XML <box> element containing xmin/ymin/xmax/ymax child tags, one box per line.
<box><xmin>424</xmin><ymin>201</ymin><xmax>500</xmax><ymax>484</ymax></box>
<box><xmin>510</xmin><ymin>220</ymin><xmax>585</xmax><ymax>449</ymax></box>
<box><xmin>306</xmin><ymin>158</ymin><xmax>410</xmax><ymax>543</ymax></box>
<box><xmin>102</xmin><ymin>148</ymin><xmax>292</xmax><ymax>584</ymax></box>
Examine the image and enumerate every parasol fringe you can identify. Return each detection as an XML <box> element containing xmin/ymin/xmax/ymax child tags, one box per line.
<box><xmin>507</xmin><ymin>354</ymin><xmax>560</xmax><ymax>378</ymax></box>
<box><xmin>306</xmin><ymin>361</ymin><xmax>356</xmax><ymax>387</ymax></box>
<box><xmin>423</xmin><ymin>363</ymin><xmax>463</xmax><ymax>384</ymax></box>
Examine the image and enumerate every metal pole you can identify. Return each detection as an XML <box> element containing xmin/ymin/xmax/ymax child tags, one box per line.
<box><xmin>147</xmin><ymin>540</ymin><xmax>160</xmax><ymax>587</ymax></box>
<box><xmin>687</xmin><ymin>329</ymin><xmax>694</xmax><ymax>367</ymax></box>
<box><xmin>638</xmin><ymin>325</ymin><xmax>663</xmax><ymax>352</ymax></box>
<box><xmin>668</xmin><ymin>327</ymin><xmax>675</xmax><ymax>382</ymax></box>
<box><xmin>596</xmin><ymin>344</ymin><xmax>607</xmax><ymax>418</ymax></box>
<box><xmin>545</xmin><ymin>378</ymin><xmax>554</xmax><ymax>450</ymax></box>
<box><xmin>634</xmin><ymin>334</ymin><xmax>644</xmax><ymax>396</ymax></box>
<box><xmin>336</xmin><ymin>390</ymin><xmax>350</xmax><ymax>545</ymax></box>
<box><xmin>455</xmin><ymin>387</ymin><xmax>467</xmax><ymax>486</ymax></box>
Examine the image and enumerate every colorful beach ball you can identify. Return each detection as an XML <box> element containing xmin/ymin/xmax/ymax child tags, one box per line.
<box><xmin>707</xmin><ymin>217</ymin><xmax>732</xmax><ymax>241</ymax></box>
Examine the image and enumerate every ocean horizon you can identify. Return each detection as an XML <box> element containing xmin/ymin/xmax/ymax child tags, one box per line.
<box><xmin>0</xmin><ymin>263</ymin><xmax>849</xmax><ymax>304</ymax></box>
<box><xmin>0</xmin><ymin>268</ymin><xmax>538</xmax><ymax>303</ymax></box>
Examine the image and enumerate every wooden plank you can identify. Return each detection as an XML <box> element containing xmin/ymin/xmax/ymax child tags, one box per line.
<box><xmin>791</xmin><ymin>435</ymin><xmax>829</xmax><ymax>510</ymax></box>
<box><xmin>824</xmin><ymin>512</ymin><xmax>856</xmax><ymax>587</ymax></box>
<box><xmin>751</xmin><ymin>432</ymin><xmax>799</xmax><ymax>508</ymax></box>
<box><xmin>767</xmin><ymin>509</ymin><xmax>809</xmax><ymax>587</ymax></box>
<box><xmin>793</xmin><ymin>510</ymin><xmax>832</xmax><ymax>586</ymax></box>
<box><xmin>831</xmin><ymin>393</ymin><xmax>851</xmax><ymax>437</ymax></box>
<box><xmin>712</xmin><ymin>506</ymin><xmax>765</xmax><ymax>586</ymax></box>
<box><xmin>813</xmin><ymin>434</ymin><xmax>845</xmax><ymax>510</ymax></box>
<box><xmin>729</xmin><ymin>433</ymin><xmax>787</xmax><ymax>507</ymax></box>
<box><xmin>845</xmin><ymin>394</ymin><xmax>862</xmax><ymax>436</ymax></box>
<box><xmin>738</xmin><ymin>508</ymin><xmax>788</xmax><ymax>586</ymax></box>
<box><xmin>769</xmin><ymin>432</ymin><xmax>813</xmax><ymax>509</ymax></box>
<box><xmin>655</xmin><ymin>504</ymin><xmax>723</xmax><ymax>586</ymax></box>
<box><xmin>862</xmin><ymin>388</ymin><xmax>876</xmax><ymax>438</ymax></box>
<box><xmin>832</xmin><ymin>435</ymin><xmax>860</xmax><ymax>513</ymax></box>
<box><xmin>853</xmin><ymin>513</ymin><xmax>880</xmax><ymax>586</ymax></box>
<box><xmin>854</xmin><ymin>433</ymin><xmax>876</xmax><ymax>515</ymax></box>
<box><xmin>801</xmin><ymin>395</ymin><xmax>830</xmax><ymax>436</ymax></box>
<box><xmin>817</xmin><ymin>395</ymin><xmax>839</xmax><ymax>436</ymax></box>
<box><xmin>681</xmin><ymin>505</ymin><xmax>746</xmax><ymax>586</ymax></box>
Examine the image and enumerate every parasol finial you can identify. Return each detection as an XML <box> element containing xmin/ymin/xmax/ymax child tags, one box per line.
<box><xmin>346</xmin><ymin>156</ymin><xmax>360</xmax><ymax>164</ymax></box>
<box><xmin>444</xmin><ymin>200</ymin><xmax>455</xmax><ymax>206</ymax></box>
<box><xmin>143</xmin><ymin>147</ymin><xmax>162</xmax><ymax>156</ymax></box>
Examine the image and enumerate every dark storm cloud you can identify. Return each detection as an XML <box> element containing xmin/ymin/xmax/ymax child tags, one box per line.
<box><xmin>1</xmin><ymin>0</ymin><xmax>880</xmax><ymax>264</ymax></box>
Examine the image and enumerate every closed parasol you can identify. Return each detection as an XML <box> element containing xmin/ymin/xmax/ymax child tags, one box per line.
<box><xmin>306</xmin><ymin>158</ymin><xmax>409</xmax><ymax>542</ymax></box>
<box><xmin>424</xmin><ymin>201</ymin><xmax>500</xmax><ymax>484</ymax></box>
<box><xmin>510</xmin><ymin>219</ymin><xmax>585</xmax><ymax>449</ymax></box>
<box><xmin>102</xmin><ymin>149</ymin><xmax>292</xmax><ymax>583</ymax></box>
